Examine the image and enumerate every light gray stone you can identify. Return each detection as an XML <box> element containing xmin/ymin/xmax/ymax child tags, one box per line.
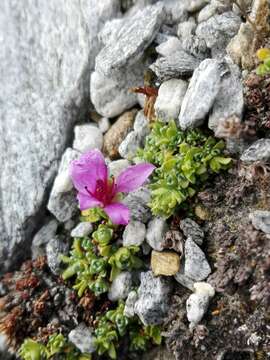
<box><xmin>98</xmin><ymin>18</ymin><xmax>124</xmax><ymax>46</ymax></box>
<box><xmin>47</xmin><ymin>148</ymin><xmax>80</xmax><ymax>222</ymax></box>
<box><xmin>174</xmin><ymin>268</ymin><xmax>195</xmax><ymax>291</ymax></box>
<box><xmin>187</xmin><ymin>0</ymin><xmax>210</xmax><ymax>12</ymax></box>
<box><xmin>137</xmin><ymin>93</ymin><xmax>146</xmax><ymax>108</ymax></box>
<box><xmin>90</xmin><ymin>63</ymin><xmax>144</xmax><ymax>118</ymax></box>
<box><xmin>134</xmin><ymin>271</ymin><xmax>172</xmax><ymax>325</ymax></box>
<box><xmin>98</xmin><ymin>117</ymin><xmax>110</xmax><ymax>134</ymax></box>
<box><xmin>31</xmin><ymin>219</ymin><xmax>58</xmax><ymax>259</ymax></box>
<box><xmin>198</xmin><ymin>1</ymin><xmax>231</xmax><ymax>23</ymax></box>
<box><xmin>123</xmin><ymin>221</ymin><xmax>146</xmax><ymax>246</ymax></box>
<box><xmin>196</xmin><ymin>11</ymin><xmax>241</xmax><ymax>57</ymax></box>
<box><xmin>150</xmin><ymin>49</ymin><xmax>200</xmax><ymax>81</ymax></box>
<box><xmin>249</xmin><ymin>210</ymin><xmax>270</xmax><ymax>234</ymax></box>
<box><xmin>95</xmin><ymin>3</ymin><xmax>165</xmax><ymax>75</ymax></box>
<box><xmin>68</xmin><ymin>324</ymin><xmax>96</xmax><ymax>354</ymax></box>
<box><xmin>122</xmin><ymin>186</ymin><xmax>152</xmax><ymax>223</ymax></box>
<box><xmin>162</xmin><ymin>0</ymin><xmax>188</xmax><ymax>25</ymax></box>
<box><xmin>73</xmin><ymin>124</ymin><xmax>103</xmax><ymax>153</ymax></box>
<box><xmin>177</xmin><ymin>19</ymin><xmax>196</xmax><ymax>39</ymax></box>
<box><xmin>156</xmin><ymin>37</ymin><xmax>182</xmax><ymax>57</ymax></box>
<box><xmin>124</xmin><ymin>290</ymin><xmax>138</xmax><ymax>318</ymax></box>
<box><xmin>209</xmin><ymin>61</ymin><xmax>244</xmax><ymax>131</ymax></box>
<box><xmin>186</xmin><ymin>282</ymin><xmax>215</xmax><ymax>327</ymax></box>
<box><xmin>179</xmin><ymin>59</ymin><xmax>221</xmax><ymax>130</ymax></box>
<box><xmin>0</xmin><ymin>0</ymin><xmax>119</xmax><ymax>271</ymax></box>
<box><xmin>46</xmin><ymin>237</ymin><xmax>69</xmax><ymax>276</ymax></box>
<box><xmin>119</xmin><ymin>131</ymin><xmax>142</xmax><ymax>160</ymax></box>
<box><xmin>180</xmin><ymin>218</ymin><xmax>204</xmax><ymax>245</ymax></box>
<box><xmin>108</xmin><ymin>271</ymin><xmax>133</xmax><ymax>301</ymax></box>
<box><xmin>240</xmin><ymin>139</ymin><xmax>270</xmax><ymax>162</ymax></box>
<box><xmin>184</xmin><ymin>237</ymin><xmax>211</xmax><ymax>281</ymax></box>
<box><xmin>146</xmin><ymin>217</ymin><xmax>168</xmax><ymax>251</ymax></box>
<box><xmin>108</xmin><ymin>159</ymin><xmax>130</xmax><ymax>178</ymax></box>
<box><xmin>71</xmin><ymin>222</ymin><xmax>93</xmax><ymax>238</ymax></box>
<box><xmin>154</xmin><ymin>79</ymin><xmax>188</xmax><ymax>122</ymax></box>
<box><xmin>134</xmin><ymin>110</ymin><xmax>150</xmax><ymax>139</ymax></box>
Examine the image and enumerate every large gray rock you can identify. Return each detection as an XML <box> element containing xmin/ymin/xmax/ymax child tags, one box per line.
<box><xmin>184</xmin><ymin>237</ymin><xmax>211</xmax><ymax>281</ymax></box>
<box><xmin>156</xmin><ymin>37</ymin><xmax>183</xmax><ymax>57</ymax></box>
<box><xmin>196</xmin><ymin>11</ymin><xmax>241</xmax><ymax>57</ymax></box>
<box><xmin>134</xmin><ymin>271</ymin><xmax>172</xmax><ymax>325</ymax></box>
<box><xmin>95</xmin><ymin>3</ymin><xmax>165</xmax><ymax>75</ymax></box>
<box><xmin>150</xmin><ymin>49</ymin><xmax>200</xmax><ymax>81</ymax></box>
<box><xmin>240</xmin><ymin>139</ymin><xmax>270</xmax><ymax>162</ymax></box>
<box><xmin>209</xmin><ymin>60</ymin><xmax>244</xmax><ymax>131</ymax></box>
<box><xmin>179</xmin><ymin>59</ymin><xmax>221</xmax><ymax>130</ymax></box>
<box><xmin>47</xmin><ymin>148</ymin><xmax>80</xmax><ymax>222</ymax></box>
<box><xmin>123</xmin><ymin>220</ymin><xmax>146</xmax><ymax>246</ymax></box>
<box><xmin>0</xmin><ymin>0</ymin><xmax>119</xmax><ymax>271</ymax></box>
<box><xmin>154</xmin><ymin>79</ymin><xmax>188</xmax><ymax>122</ymax></box>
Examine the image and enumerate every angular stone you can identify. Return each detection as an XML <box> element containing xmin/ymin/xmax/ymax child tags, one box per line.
<box><xmin>187</xmin><ymin>0</ymin><xmax>210</xmax><ymax>12</ymax></box>
<box><xmin>133</xmin><ymin>110</ymin><xmax>150</xmax><ymax>139</ymax></box>
<box><xmin>146</xmin><ymin>217</ymin><xmax>169</xmax><ymax>251</ymax></box>
<box><xmin>0</xmin><ymin>0</ymin><xmax>119</xmax><ymax>271</ymax></box>
<box><xmin>180</xmin><ymin>218</ymin><xmax>204</xmax><ymax>245</ymax></box>
<box><xmin>177</xmin><ymin>19</ymin><xmax>196</xmax><ymax>39</ymax></box>
<box><xmin>162</xmin><ymin>0</ymin><xmax>188</xmax><ymax>25</ymax></box>
<box><xmin>108</xmin><ymin>159</ymin><xmax>130</xmax><ymax>178</ymax></box>
<box><xmin>154</xmin><ymin>79</ymin><xmax>188</xmax><ymax>122</ymax></box>
<box><xmin>151</xmin><ymin>250</ymin><xmax>180</xmax><ymax>276</ymax></box>
<box><xmin>118</xmin><ymin>131</ymin><xmax>142</xmax><ymax>160</ymax></box>
<box><xmin>196</xmin><ymin>11</ymin><xmax>241</xmax><ymax>57</ymax></box>
<box><xmin>198</xmin><ymin>1</ymin><xmax>231</xmax><ymax>23</ymax></box>
<box><xmin>240</xmin><ymin>139</ymin><xmax>270</xmax><ymax>162</ymax></box>
<box><xmin>174</xmin><ymin>268</ymin><xmax>195</xmax><ymax>291</ymax></box>
<box><xmin>98</xmin><ymin>18</ymin><xmax>124</xmax><ymax>46</ymax></box>
<box><xmin>124</xmin><ymin>290</ymin><xmax>138</xmax><ymax>318</ymax></box>
<box><xmin>71</xmin><ymin>222</ymin><xmax>93</xmax><ymax>238</ymax></box>
<box><xmin>123</xmin><ymin>221</ymin><xmax>146</xmax><ymax>247</ymax></box>
<box><xmin>46</xmin><ymin>237</ymin><xmax>69</xmax><ymax>276</ymax></box>
<box><xmin>98</xmin><ymin>117</ymin><xmax>110</xmax><ymax>134</ymax></box>
<box><xmin>184</xmin><ymin>237</ymin><xmax>211</xmax><ymax>281</ymax></box>
<box><xmin>150</xmin><ymin>49</ymin><xmax>200</xmax><ymax>81</ymax></box>
<box><xmin>68</xmin><ymin>323</ymin><xmax>96</xmax><ymax>354</ymax></box>
<box><xmin>122</xmin><ymin>186</ymin><xmax>152</xmax><ymax>223</ymax></box>
<box><xmin>209</xmin><ymin>61</ymin><xmax>244</xmax><ymax>131</ymax></box>
<box><xmin>179</xmin><ymin>59</ymin><xmax>221</xmax><ymax>130</ymax></box>
<box><xmin>73</xmin><ymin>124</ymin><xmax>103</xmax><ymax>153</ymax></box>
<box><xmin>90</xmin><ymin>66</ymin><xmax>143</xmax><ymax>118</ymax></box>
<box><xmin>95</xmin><ymin>3</ymin><xmax>165</xmax><ymax>75</ymax></box>
<box><xmin>47</xmin><ymin>148</ymin><xmax>80</xmax><ymax>222</ymax></box>
<box><xmin>249</xmin><ymin>210</ymin><xmax>270</xmax><ymax>234</ymax></box>
<box><xmin>186</xmin><ymin>282</ymin><xmax>215</xmax><ymax>326</ymax></box>
<box><xmin>31</xmin><ymin>218</ymin><xmax>58</xmax><ymax>259</ymax></box>
<box><xmin>108</xmin><ymin>272</ymin><xmax>132</xmax><ymax>302</ymax></box>
<box><xmin>156</xmin><ymin>37</ymin><xmax>183</xmax><ymax>57</ymax></box>
<box><xmin>103</xmin><ymin>110</ymin><xmax>137</xmax><ymax>159</ymax></box>
<box><xmin>134</xmin><ymin>271</ymin><xmax>172</xmax><ymax>325</ymax></box>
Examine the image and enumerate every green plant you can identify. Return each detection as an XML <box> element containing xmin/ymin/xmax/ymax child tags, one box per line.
<box><xmin>137</xmin><ymin>120</ymin><xmax>231</xmax><ymax>217</ymax></box>
<box><xmin>129</xmin><ymin>325</ymin><xmax>162</xmax><ymax>352</ymax></box>
<box><xmin>256</xmin><ymin>48</ymin><xmax>270</xmax><ymax>75</ymax></box>
<box><xmin>18</xmin><ymin>333</ymin><xmax>90</xmax><ymax>360</ymax></box>
<box><xmin>108</xmin><ymin>246</ymin><xmax>143</xmax><ymax>280</ymax></box>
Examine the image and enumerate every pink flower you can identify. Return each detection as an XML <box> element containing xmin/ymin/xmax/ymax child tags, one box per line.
<box><xmin>70</xmin><ymin>149</ymin><xmax>155</xmax><ymax>225</ymax></box>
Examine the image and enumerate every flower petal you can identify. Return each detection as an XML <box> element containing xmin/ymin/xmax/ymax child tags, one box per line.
<box><xmin>116</xmin><ymin>163</ymin><xmax>155</xmax><ymax>193</ymax></box>
<box><xmin>103</xmin><ymin>203</ymin><xmax>130</xmax><ymax>225</ymax></box>
<box><xmin>77</xmin><ymin>192</ymin><xmax>102</xmax><ymax>211</ymax></box>
<box><xmin>70</xmin><ymin>149</ymin><xmax>108</xmax><ymax>194</ymax></box>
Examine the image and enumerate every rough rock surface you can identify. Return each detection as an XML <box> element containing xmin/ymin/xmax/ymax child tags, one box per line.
<box><xmin>123</xmin><ymin>221</ymin><xmax>146</xmax><ymax>246</ymax></box>
<box><xmin>108</xmin><ymin>271</ymin><xmax>133</xmax><ymax>301</ymax></box>
<box><xmin>68</xmin><ymin>324</ymin><xmax>96</xmax><ymax>354</ymax></box>
<box><xmin>134</xmin><ymin>271</ymin><xmax>172</xmax><ymax>325</ymax></box>
<box><xmin>46</xmin><ymin>237</ymin><xmax>69</xmax><ymax>276</ymax></box>
<box><xmin>108</xmin><ymin>159</ymin><xmax>130</xmax><ymax>178</ymax></box>
<box><xmin>150</xmin><ymin>49</ymin><xmax>200</xmax><ymax>81</ymax></box>
<box><xmin>146</xmin><ymin>217</ymin><xmax>168</xmax><ymax>251</ymax></box>
<box><xmin>72</xmin><ymin>124</ymin><xmax>103</xmax><ymax>153</ymax></box>
<box><xmin>95</xmin><ymin>3</ymin><xmax>165</xmax><ymax>75</ymax></box>
<box><xmin>240</xmin><ymin>139</ymin><xmax>270</xmax><ymax>162</ymax></box>
<box><xmin>31</xmin><ymin>218</ymin><xmax>58</xmax><ymax>259</ymax></box>
<box><xmin>118</xmin><ymin>131</ymin><xmax>143</xmax><ymax>160</ymax></box>
<box><xmin>71</xmin><ymin>222</ymin><xmax>93</xmax><ymax>238</ymax></box>
<box><xmin>180</xmin><ymin>218</ymin><xmax>204</xmax><ymax>246</ymax></box>
<box><xmin>0</xmin><ymin>0</ymin><xmax>119</xmax><ymax>271</ymax></box>
<box><xmin>179</xmin><ymin>59</ymin><xmax>221</xmax><ymax>130</ymax></box>
<box><xmin>154</xmin><ymin>79</ymin><xmax>188</xmax><ymax>122</ymax></box>
<box><xmin>209</xmin><ymin>60</ymin><xmax>244</xmax><ymax>131</ymax></box>
<box><xmin>249</xmin><ymin>210</ymin><xmax>270</xmax><ymax>234</ymax></box>
<box><xmin>184</xmin><ymin>237</ymin><xmax>211</xmax><ymax>281</ymax></box>
<box><xmin>122</xmin><ymin>187</ymin><xmax>152</xmax><ymax>223</ymax></box>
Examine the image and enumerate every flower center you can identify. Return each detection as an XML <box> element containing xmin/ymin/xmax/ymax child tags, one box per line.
<box><xmin>85</xmin><ymin>178</ymin><xmax>116</xmax><ymax>206</ymax></box>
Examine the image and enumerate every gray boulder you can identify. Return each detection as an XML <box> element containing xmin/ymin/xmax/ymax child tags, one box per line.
<box><xmin>0</xmin><ymin>0</ymin><xmax>119</xmax><ymax>271</ymax></box>
<box><xmin>146</xmin><ymin>217</ymin><xmax>168</xmax><ymax>251</ymax></box>
<box><xmin>123</xmin><ymin>220</ymin><xmax>146</xmax><ymax>247</ymax></box>
<box><xmin>122</xmin><ymin>187</ymin><xmax>152</xmax><ymax>223</ymax></box>
<box><xmin>68</xmin><ymin>323</ymin><xmax>96</xmax><ymax>354</ymax></box>
<box><xmin>119</xmin><ymin>131</ymin><xmax>143</xmax><ymax>160</ymax></box>
<box><xmin>71</xmin><ymin>222</ymin><xmax>93</xmax><ymax>238</ymax></box>
<box><xmin>72</xmin><ymin>124</ymin><xmax>103</xmax><ymax>153</ymax></box>
<box><xmin>134</xmin><ymin>271</ymin><xmax>172</xmax><ymax>325</ymax></box>
<box><xmin>108</xmin><ymin>271</ymin><xmax>133</xmax><ymax>301</ymax></box>
<box><xmin>240</xmin><ymin>139</ymin><xmax>270</xmax><ymax>162</ymax></box>
<box><xmin>180</xmin><ymin>218</ymin><xmax>204</xmax><ymax>246</ymax></box>
<box><xmin>184</xmin><ymin>237</ymin><xmax>211</xmax><ymax>281</ymax></box>
<box><xmin>179</xmin><ymin>59</ymin><xmax>221</xmax><ymax>130</ymax></box>
<box><xmin>95</xmin><ymin>3</ymin><xmax>165</xmax><ymax>75</ymax></box>
<box><xmin>133</xmin><ymin>110</ymin><xmax>150</xmax><ymax>139</ymax></box>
